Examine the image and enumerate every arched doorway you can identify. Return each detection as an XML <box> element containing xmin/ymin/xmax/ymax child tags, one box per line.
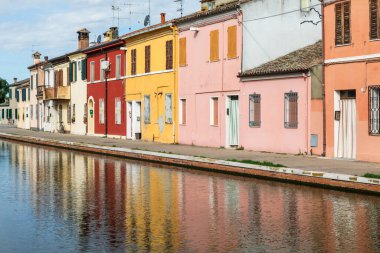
<box><xmin>88</xmin><ymin>98</ymin><xmax>95</xmax><ymax>135</ymax></box>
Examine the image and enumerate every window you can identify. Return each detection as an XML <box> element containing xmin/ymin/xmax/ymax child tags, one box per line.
<box><xmin>370</xmin><ymin>0</ymin><xmax>380</xmax><ymax>40</ymax></box>
<box><xmin>90</xmin><ymin>61</ymin><xmax>95</xmax><ymax>82</ymax></box>
<box><xmin>81</xmin><ymin>59</ymin><xmax>87</xmax><ymax>80</ymax></box>
<box><xmin>144</xmin><ymin>95</ymin><xmax>150</xmax><ymax>123</ymax></box>
<box><xmin>165</xmin><ymin>94</ymin><xmax>173</xmax><ymax>124</ymax></box>
<box><xmin>335</xmin><ymin>1</ymin><xmax>351</xmax><ymax>46</ymax></box>
<box><xmin>249</xmin><ymin>94</ymin><xmax>261</xmax><ymax>127</ymax></box>
<box><xmin>115</xmin><ymin>97</ymin><xmax>121</xmax><ymax>125</ymax></box>
<box><xmin>166</xmin><ymin>40</ymin><xmax>173</xmax><ymax>70</ymax></box>
<box><xmin>179</xmin><ymin>99</ymin><xmax>186</xmax><ymax>124</ymax></box>
<box><xmin>227</xmin><ymin>26</ymin><xmax>237</xmax><ymax>59</ymax></box>
<box><xmin>145</xmin><ymin>46</ymin><xmax>151</xmax><ymax>73</ymax></box>
<box><xmin>179</xmin><ymin>37</ymin><xmax>187</xmax><ymax>67</ymax></box>
<box><xmin>36</xmin><ymin>73</ymin><xmax>39</xmax><ymax>87</ymax></box>
<box><xmin>99</xmin><ymin>99</ymin><xmax>105</xmax><ymax>124</ymax></box>
<box><xmin>67</xmin><ymin>104</ymin><xmax>71</xmax><ymax>125</ymax></box>
<box><xmin>30</xmin><ymin>105</ymin><xmax>33</xmax><ymax>120</ymax></box>
<box><xmin>22</xmin><ymin>89</ymin><xmax>26</xmax><ymax>101</ymax></box>
<box><xmin>131</xmin><ymin>49</ymin><xmax>137</xmax><ymax>75</ymax></box>
<box><xmin>284</xmin><ymin>92</ymin><xmax>298</xmax><ymax>129</ymax></box>
<box><xmin>369</xmin><ymin>86</ymin><xmax>380</xmax><ymax>135</ymax></box>
<box><xmin>210</xmin><ymin>30</ymin><xmax>219</xmax><ymax>61</ymax></box>
<box><xmin>9</xmin><ymin>89</ymin><xmax>12</xmax><ymax>99</ymax></box>
<box><xmin>100</xmin><ymin>59</ymin><xmax>105</xmax><ymax>81</ymax></box>
<box><xmin>210</xmin><ymin>97</ymin><xmax>219</xmax><ymax>126</ymax></box>
<box><xmin>72</xmin><ymin>104</ymin><xmax>76</xmax><ymax>123</ymax></box>
<box><xmin>116</xmin><ymin>55</ymin><xmax>121</xmax><ymax>79</ymax></box>
<box><xmin>30</xmin><ymin>75</ymin><xmax>33</xmax><ymax>90</ymax></box>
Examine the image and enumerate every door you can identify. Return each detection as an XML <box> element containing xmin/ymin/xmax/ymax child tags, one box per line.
<box><xmin>88</xmin><ymin>98</ymin><xmax>94</xmax><ymax>135</ymax></box>
<box><xmin>133</xmin><ymin>101</ymin><xmax>141</xmax><ymax>139</ymax></box>
<box><xmin>337</xmin><ymin>99</ymin><xmax>356</xmax><ymax>159</ymax></box>
<box><xmin>127</xmin><ymin>102</ymin><xmax>133</xmax><ymax>139</ymax></box>
<box><xmin>227</xmin><ymin>96</ymin><xmax>239</xmax><ymax>147</ymax></box>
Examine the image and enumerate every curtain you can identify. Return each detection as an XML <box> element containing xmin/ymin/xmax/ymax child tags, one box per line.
<box><xmin>337</xmin><ymin>99</ymin><xmax>356</xmax><ymax>159</ymax></box>
<box><xmin>229</xmin><ymin>98</ymin><xmax>239</xmax><ymax>146</ymax></box>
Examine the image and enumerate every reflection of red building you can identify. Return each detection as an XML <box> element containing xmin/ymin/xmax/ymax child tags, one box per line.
<box><xmin>84</xmin><ymin>28</ymin><xmax>126</xmax><ymax>137</ymax></box>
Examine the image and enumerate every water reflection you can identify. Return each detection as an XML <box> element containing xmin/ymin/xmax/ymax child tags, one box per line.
<box><xmin>0</xmin><ymin>141</ymin><xmax>379</xmax><ymax>253</ymax></box>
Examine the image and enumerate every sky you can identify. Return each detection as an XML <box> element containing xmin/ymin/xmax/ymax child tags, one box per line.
<box><xmin>0</xmin><ymin>0</ymin><xmax>199</xmax><ymax>83</ymax></box>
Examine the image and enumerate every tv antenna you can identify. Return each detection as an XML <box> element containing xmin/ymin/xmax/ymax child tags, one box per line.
<box><xmin>174</xmin><ymin>0</ymin><xmax>183</xmax><ymax>17</ymax></box>
<box><xmin>112</xmin><ymin>1</ymin><xmax>144</xmax><ymax>28</ymax></box>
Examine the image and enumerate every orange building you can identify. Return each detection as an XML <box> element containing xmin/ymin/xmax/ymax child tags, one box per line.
<box><xmin>324</xmin><ymin>0</ymin><xmax>380</xmax><ymax>162</ymax></box>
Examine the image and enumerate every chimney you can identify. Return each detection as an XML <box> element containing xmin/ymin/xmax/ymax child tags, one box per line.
<box><xmin>13</xmin><ymin>78</ymin><xmax>17</xmax><ymax>84</ymax></box>
<box><xmin>33</xmin><ymin>51</ymin><xmax>41</xmax><ymax>64</ymax></box>
<box><xmin>77</xmin><ymin>28</ymin><xmax>90</xmax><ymax>50</ymax></box>
<box><xmin>44</xmin><ymin>56</ymin><xmax>49</xmax><ymax>62</ymax></box>
<box><xmin>160</xmin><ymin>13</ymin><xmax>166</xmax><ymax>24</ymax></box>
<box><xmin>103</xmin><ymin>27</ymin><xmax>119</xmax><ymax>42</ymax></box>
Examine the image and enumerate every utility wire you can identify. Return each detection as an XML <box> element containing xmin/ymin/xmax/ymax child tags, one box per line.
<box><xmin>243</xmin><ymin>3</ymin><xmax>321</xmax><ymax>23</ymax></box>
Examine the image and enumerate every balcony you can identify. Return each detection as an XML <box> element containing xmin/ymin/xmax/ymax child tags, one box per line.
<box><xmin>44</xmin><ymin>86</ymin><xmax>70</xmax><ymax>100</ymax></box>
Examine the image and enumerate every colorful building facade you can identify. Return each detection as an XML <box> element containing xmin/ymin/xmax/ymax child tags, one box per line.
<box><xmin>324</xmin><ymin>0</ymin><xmax>380</xmax><ymax>162</ymax></box>
<box><xmin>176</xmin><ymin>3</ymin><xmax>242</xmax><ymax>148</ymax></box>
<box><xmin>0</xmin><ymin>78</ymin><xmax>23</xmax><ymax>126</ymax></box>
<box><xmin>85</xmin><ymin>28</ymin><xmax>126</xmax><ymax>138</ymax></box>
<box><xmin>16</xmin><ymin>79</ymin><xmax>31</xmax><ymax>129</ymax></box>
<box><xmin>123</xmin><ymin>18</ymin><xmax>178</xmax><ymax>143</ymax></box>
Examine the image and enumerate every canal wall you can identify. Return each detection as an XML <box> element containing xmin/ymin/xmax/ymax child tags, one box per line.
<box><xmin>0</xmin><ymin>132</ymin><xmax>379</xmax><ymax>195</ymax></box>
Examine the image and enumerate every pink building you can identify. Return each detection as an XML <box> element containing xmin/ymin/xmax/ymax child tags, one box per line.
<box><xmin>238</xmin><ymin>42</ymin><xmax>323</xmax><ymax>155</ymax></box>
<box><xmin>176</xmin><ymin>2</ymin><xmax>243</xmax><ymax>148</ymax></box>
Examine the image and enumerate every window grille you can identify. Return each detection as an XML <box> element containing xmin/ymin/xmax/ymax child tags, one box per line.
<box><xmin>284</xmin><ymin>92</ymin><xmax>298</xmax><ymax>129</ymax></box>
<box><xmin>369</xmin><ymin>86</ymin><xmax>380</xmax><ymax>135</ymax></box>
<box><xmin>249</xmin><ymin>94</ymin><xmax>261</xmax><ymax>127</ymax></box>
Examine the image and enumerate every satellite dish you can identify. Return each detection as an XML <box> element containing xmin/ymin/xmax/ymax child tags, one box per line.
<box><xmin>144</xmin><ymin>15</ymin><xmax>150</xmax><ymax>27</ymax></box>
<box><xmin>96</xmin><ymin>35</ymin><xmax>102</xmax><ymax>44</ymax></box>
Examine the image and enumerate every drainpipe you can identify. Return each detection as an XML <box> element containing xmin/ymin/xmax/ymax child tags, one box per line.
<box><xmin>105</xmin><ymin>51</ymin><xmax>108</xmax><ymax>137</ymax></box>
<box><xmin>171</xmin><ymin>24</ymin><xmax>178</xmax><ymax>144</ymax></box>
<box><xmin>322</xmin><ymin>0</ymin><xmax>326</xmax><ymax>157</ymax></box>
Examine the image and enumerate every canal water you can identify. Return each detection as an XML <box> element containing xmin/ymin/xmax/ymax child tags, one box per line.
<box><xmin>0</xmin><ymin>141</ymin><xmax>379</xmax><ymax>253</ymax></box>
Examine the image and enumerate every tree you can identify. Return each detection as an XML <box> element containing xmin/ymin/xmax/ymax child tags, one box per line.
<box><xmin>0</xmin><ymin>78</ymin><xmax>9</xmax><ymax>104</ymax></box>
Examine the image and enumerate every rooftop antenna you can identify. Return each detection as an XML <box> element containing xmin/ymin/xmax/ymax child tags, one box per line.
<box><xmin>174</xmin><ymin>0</ymin><xmax>183</xmax><ymax>17</ymax></box>
<box><xmin>112</xmin><ymin>5</ymin><xmax>121</xmax><ymax>28</ymax></box>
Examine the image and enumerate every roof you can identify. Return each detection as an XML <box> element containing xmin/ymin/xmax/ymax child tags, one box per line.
<box><xmin>82</xmin><ymin>38</ymin><xmax>123</xmax><ymax>54</ymax></box>
<box><xmin>120</xmin><ymin>21</ymin><xmax>173</xmax><ymax>40</ymax></box>
<box><xmin>239</xmin><ymin>41</ymin><xmax>322</xmax><ymax>77</ymax></box>
<box><xmin>174</xmin><ymin>1</ymin><xmax>239</xmax><ymax>24</ymax></box>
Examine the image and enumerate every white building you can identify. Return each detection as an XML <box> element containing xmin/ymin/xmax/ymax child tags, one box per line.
<box><xmin>241</xmin><ymin>0</ymin><xmax>322</xmax><ymax>71</ymax></box>
<box><xmin>0</xmin><ymin>78</ymin><xmax>24</xmax><ymax>126</ymax></box>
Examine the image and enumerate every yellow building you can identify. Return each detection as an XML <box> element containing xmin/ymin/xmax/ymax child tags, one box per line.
<box><xmin>122</xmin><ymin>18</ymin><xmax>178</xmax><ymax>143</ymax></box>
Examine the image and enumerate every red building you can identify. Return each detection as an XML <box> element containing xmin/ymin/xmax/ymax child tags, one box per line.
<box><xmin>84</xmin><ymin>28</ymin><xmax>126</xmax><ymax>138</ymax></box>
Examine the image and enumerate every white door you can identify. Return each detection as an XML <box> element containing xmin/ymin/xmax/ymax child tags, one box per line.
<box><xmin>127</xmin><ymin>102</ymin><xmax>133</xmax><ymax>139</ymax></box>
<box><xmin>132</xmin><ymin>101</ymin><xmax>141</xmax><ymax>139</ymax></box>
<box><xmin>227</xmin><ymin>96</ymin><xmax>239</xmax><ymax>147</ymax></box>
<box><xmin>337</xmin><ymin>99</ymin><xmax>356</xmax><ymax>159</ymax></box>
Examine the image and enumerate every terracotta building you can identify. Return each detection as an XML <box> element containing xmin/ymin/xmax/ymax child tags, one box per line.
<box><xmin>324</xmin><ymin>0</ymin><xmax>380</xmax><ymax>162</ymax></box>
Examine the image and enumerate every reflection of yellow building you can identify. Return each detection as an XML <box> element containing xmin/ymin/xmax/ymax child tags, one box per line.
<box><xmin>122</xmin><ymin>19</ymin><xmax>178</xmax><ymax>143</ymax></box>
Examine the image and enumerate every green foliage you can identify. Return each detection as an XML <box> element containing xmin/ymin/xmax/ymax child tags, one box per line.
<box><xmin>363</xmin><ymin>173</ymin><xmax>380</xmax><ymax>179</ymax></box>
<box><xmin>0</xmin><ymin>78</ymin><xmax>9</xmax><ymax>103</ymax></box>
<box><xmin>228</xmin><ymin>159</ymin><xmax>286</xmax><ymax>168</ymax></box>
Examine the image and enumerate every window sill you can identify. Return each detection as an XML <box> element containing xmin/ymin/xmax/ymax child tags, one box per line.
<box><xmin>166</xmin><ymin>122</ymin><xmax>173</xmax><ymax>125</ymax></box>
<box><xmin>227</xmin><ymin>56</ymin><xmax>239</xmax><ymax>60</ymax></box>
<box><xmin>209</xmin><ymin>59</ymin><xmax>220</xmax><ymax>63</ymax></box>
<box><xmin>210</xmin><ymin>124</ymin><xmax>219</xmax><ymax>127</ymax></box>
<box><xmin>179</xmin><ymin>64</ymin><xmax>188</xmax><ymax>67</ymax></box>
<box><xmin>335</xmin><ymin>43</ymin><xmax>351</xmax><ymax>48</ymax></box>
<box><xmin>369</xmin><ymin>39</ymin><xmax>380</xmax><ymax>42</ymax></box>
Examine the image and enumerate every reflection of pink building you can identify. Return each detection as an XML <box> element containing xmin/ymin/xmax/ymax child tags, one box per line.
<box><xmin>176</xmin><ymin>3</ymin><xmax>243</xmax><ymax>148</ymax></box>
<box><xmin>238</xmin><ymin>42</ymin><xmax>324</xmax><ymax>155</ymax></box>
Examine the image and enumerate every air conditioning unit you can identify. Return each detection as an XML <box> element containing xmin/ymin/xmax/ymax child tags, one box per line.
<box><xmin>101</xmin><ymin>61</ymin><xmax>110</xmax><ymax>71</ymax></box>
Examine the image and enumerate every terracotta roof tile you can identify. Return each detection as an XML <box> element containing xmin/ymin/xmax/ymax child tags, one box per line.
<box><xmin>239</xmin><ymin>41</ymin><xmax>322</xmax><ymax>77</ymax></box>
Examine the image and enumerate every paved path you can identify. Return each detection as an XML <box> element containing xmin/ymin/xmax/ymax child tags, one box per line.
<box><xmin>1</xmin><ymin>126</ymin><xmax>380</xmax><ymax>176</ymax></box>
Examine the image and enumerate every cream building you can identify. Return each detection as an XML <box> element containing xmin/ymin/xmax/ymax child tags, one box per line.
<box><xmin>68</xmin><ymin>28</ymin><xmax>90</xmax><ymax>135</ymax></box>
<box><xmin>16</xmin><ymin>79</ymin><xmax>31</xmax><ymax>129</ymax></box>
<box><xmin>0</xmin><ymin>78</ymin><xmax>23</xmax><ymax>126</ymax></box>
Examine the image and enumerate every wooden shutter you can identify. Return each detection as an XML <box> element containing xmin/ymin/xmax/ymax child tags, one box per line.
<box><xmin>343</xmin><ymin>1</ymin><xmax>351</xmax><ymax>44</ymax></box>
<box><xmin>335</xmin><ymin>3</ymin><xmax>343</xmax><ymax>45</ymax></box>
<box><xmin>227</xmin><ymin>26</ymin><xmax>237</xmax><ymax>59</ymax></box>
<box><xmin>210</xmin><ymin>30</ymin><xmax>219</xmax><ymax>61</ymax></box>
<box><xmin>131</xmin><ymin>49</ymin><xmax>136</xmax><ymax>75</ymax></box>
<box><xmin>54</xmin><ymin>71</ymin><xmax>58</xmax><ymax>86</ymax></box>
<box><xmin>82</xmin><ymin>60</ymin><xmax>87</xmax><ymax>80</ymax></box>
<box><xmin>166</xmin><ymin>40</ymin><xmax>173</xmax><ymax>70</ymax></box>
<box><xmin>179</xmin><ymin>37</ymin><xmax>187</xmax><ymax>66</ymax></box>
<box><xmin>182</xmin><ymin>100</ymin><xmax>186</xmax><ymax>124</ymax></box>
<box><xmin>370</xmin><ymin>0</ymin><xmax>379</xmax><ymax>39</ymax></box>
<box><xmin>59</xmin><ymin>70</ymin><xmax>64</xmax><ymax>86</ymax></box>
<box><xmin>145</xmin><ymin>46</ymin><xmax>151</xmax><ymax>73</ymax></box>
<box><xmin>213</xmin><ymin>98</ymin><xmax>218</xmax><ymax>125</ymax></box>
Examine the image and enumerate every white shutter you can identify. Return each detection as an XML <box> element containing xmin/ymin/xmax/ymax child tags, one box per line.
<box><xmin>165</xmin><ymin>94</ymin><xmax>172</xmax><ymax>123</ymax></box>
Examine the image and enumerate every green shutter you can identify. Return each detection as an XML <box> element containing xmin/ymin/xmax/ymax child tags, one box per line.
<box><xmin>74</xmin><ymin>62</ymin><xmax>77</xmax><ymax>81</ymax></box>
<box><xmin>69</xmin><ymin>62</ymin><xmax>73</xmax><ymax>82</ymax></box>
<box><xmin>9</xmin><ymin>89</ymin><xmax>12</xmax><ymax>99</ymax></box>
<box><xmin>9</xmin><ymin>109</ymin><xmax>12</xmax><ymax>119</ymax></box>
<box><xmin>82</xmin><ymin>60</ymin><xmax>87</xmax><ymax>80</ymax></box>
<box><xmin>15</xmin><ymin>109</ymin><xmax>18</xmax><ymax>120</ymax></box>
<box><xmin>2</xmin><ymin>109</ymin><xmax>4</xmax><ymax>119</ymax></box>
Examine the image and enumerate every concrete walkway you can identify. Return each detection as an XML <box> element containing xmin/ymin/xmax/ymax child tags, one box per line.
<box><xmin>1</xmin><ymin>126</ymin><xmax>380</xmax><ymax>176</ymax></box>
